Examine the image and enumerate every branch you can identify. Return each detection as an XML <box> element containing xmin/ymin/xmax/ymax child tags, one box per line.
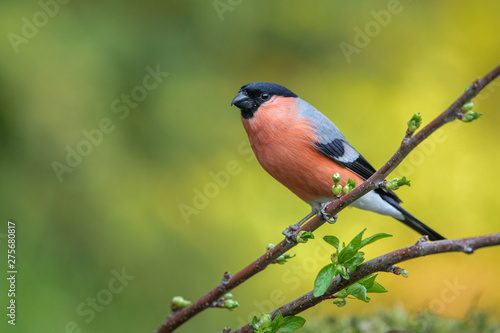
<box><xmin>303</xmin><ymin>63</ymin><xmax>500</xmax><ymax>235</ymax></box>
<box><xmin>156</xmin><ymin>64</ymin><xmax>500</xmax><ymax>333</ymax></box>
<box><xmin>156</xmin><ymin>223</ymin><xmax>329</xmax><ymax>333</ymax></box>
<box><xmin>231</xmin><ymin>233</ymin><xmax>500</xmax><ymax>332</ymax></box>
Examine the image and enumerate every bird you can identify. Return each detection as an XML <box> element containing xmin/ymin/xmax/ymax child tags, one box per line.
<box><xmin>231</xmin><ymin>82</ymin><xmax>445</xmax><ymax>241</ymax></box>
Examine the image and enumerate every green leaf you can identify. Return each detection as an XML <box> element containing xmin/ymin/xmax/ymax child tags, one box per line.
<box><xmin>344</xmin><ymin>254</ymin><xmax>365</xmax><ymax>272</ymax></box>
<box><xmin>358</xmin><ymin>274</ymin><xmax>388</xmax><ymax>293</ymax></box>
<box><xmin>313</xmin><ymin>263</ymin><xmax>337</xmax><ymax>297</ymax></box>
<box><xmin>366</xmin><ymin>281</ymin><xmax>388</xmax><ymax>293</ymax></box>
<box><xmin>338</xmin><ymin>243</ymin><xmax>357</xmax><ymax>263</ymax></box>
<box><xmin>252</xmin><ymin>315</ymin><xmax>259</xmax><ymax>329</ymax></box>
<box><xmin>346</xmin><ymin>178</ymin><xmax>357</xmax><ymax>188</ymax></box>
<box><xmin>357</xmin><ymin>274</ymin><xmax>377</xmax><ymax>289</ymax></box>
<box><xmin>346</xmin><ymin>283</ymin><xmax>370</xmax><ymax>303</ymax></box>
<box><xmin>270</xmin><ymin>312</ymin><xmax>284</xmax><ymax>331</ymax></box>
<box><xmin>323</xmin><ymin>235</ymin><xmax>339</xmax><ymax>250</ymax></box>
<box><xmin>335</xmin><ymin>289</ymin><xmax>348</xmax><ymax>298</ymax></box>
<box><xmin>360</xmin><ymin>232</ymin><xmax>392</xmax><ymax>249</ymax></box>
<box><xmin>279</xmin><ymin>316</ymin><xmax>306</xmax><ymax>332</ymax></box>
<box><xmin>349</xmin><ymin>229</ymin><xmax>365</xmax><ymax>251</ymax></box>
<box><xmin>330</xmin><ymin>274</ymin><xmax>388</xmax><ymax>308</ymax></box>
<box><xmin>397</xmin><ymin>176</ymin><xmax>411</xmax><ymax>187</ymax></box>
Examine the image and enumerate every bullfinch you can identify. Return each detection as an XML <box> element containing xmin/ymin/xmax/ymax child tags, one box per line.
<box><xmin>231</xmin><ymin>82</ymin><xmax>445</xmax><ymax>241</ymax></box>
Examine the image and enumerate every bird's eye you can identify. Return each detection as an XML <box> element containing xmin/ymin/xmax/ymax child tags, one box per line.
<box><xmin>261</xmin><ymin>93</ymin><xmax>270</xmax><ymax>101</ymax></box>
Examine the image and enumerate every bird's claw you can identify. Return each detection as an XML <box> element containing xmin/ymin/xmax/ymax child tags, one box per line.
<box><xmin>282</xmin><ymin>211</ymin><xmax>315</xmax><ymax>243</ymax></box>
<box><xmin>319</xmin><ymin>202</ymin><xmax>338</xmax><ymax>224</ymax></box>
<box><xmin>282</xmin><ymin>224</ymin><xmax>300</xmax><ymax>243</ymax></box>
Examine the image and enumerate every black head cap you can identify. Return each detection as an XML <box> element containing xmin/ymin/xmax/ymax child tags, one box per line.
<box><xmin>231</xmin><ymin>82</ymin><xmax>298</xmax><ymax>119</ymax></box>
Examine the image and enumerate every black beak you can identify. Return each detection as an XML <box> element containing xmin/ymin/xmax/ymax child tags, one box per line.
<box><xmin>231</xmin><ymin>91</ymin><xmax>253</xmax><ymax>110</ymax></box>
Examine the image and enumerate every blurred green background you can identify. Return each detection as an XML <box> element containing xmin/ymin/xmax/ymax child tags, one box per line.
<box><xmin>1</xmin><ymin>0</ymin><xmax>499</xmax><ymax>332</ymax></box>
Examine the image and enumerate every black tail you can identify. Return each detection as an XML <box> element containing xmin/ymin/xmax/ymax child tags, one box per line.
<box><xmin>396</xmin><ymin>208</ymin><xmax>445</xmax><ymax>241</ymax></box>
<box><xmin>375</xmin><ymin>189</ymin><xmax>446</xmax><ymax>241</ymax></box>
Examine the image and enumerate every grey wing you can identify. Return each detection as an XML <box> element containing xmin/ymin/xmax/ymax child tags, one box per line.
<box><xmin>296</xmin><ymin>97</ymin><xmax>402</xmax><ymax>202</ymax></box>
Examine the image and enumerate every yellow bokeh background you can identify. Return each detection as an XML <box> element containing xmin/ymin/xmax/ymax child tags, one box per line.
<box><xmin>1</xmin><ymin>1</ymin><xmax>499</xmax><ymax>332</ymax></box>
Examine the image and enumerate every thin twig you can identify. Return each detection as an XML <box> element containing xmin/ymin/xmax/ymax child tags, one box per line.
<box><xmin>231</xmin><ymin>233</ymin><xmax>500</xmax><ymax>333</ymax></box>
<box><xmin>156</xmin><ymin>64</ymin><xmax>500</xmax><ymax>333</ymax></box>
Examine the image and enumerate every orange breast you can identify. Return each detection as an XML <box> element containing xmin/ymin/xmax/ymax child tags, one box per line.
<box><xmin>241</xmin><ymin>97</ymin><xmax>363</xmax><ymax>206</ymax></box>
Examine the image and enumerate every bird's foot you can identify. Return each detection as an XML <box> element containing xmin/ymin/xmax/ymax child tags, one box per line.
<box><xmin>319</xmin><ymin>202</ymin><xmax>338</xmax><ymax>224</ymax></box>
<box><xmin>282</xmin><ymin>212</ymin><xmax>315</xmax><ymax>243</ymax></box>
<box><xmin>282</xmin><ymin>224</ymin><xmax>300</xmax><ymax>243</ymax></box>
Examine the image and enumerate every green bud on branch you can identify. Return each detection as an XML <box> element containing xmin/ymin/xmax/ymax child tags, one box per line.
<box><xmin>296</xmin><ymin>231</ymin><xmax>315</xmax><ymax>243</ymax></box>
<box><xmin>213</xmin><ymin>293</ymin><xmax>239</xmax><ymax>310</ymax></box>
<box><xmin>259</xmin><ymin>313</ymin><xmax>272</xmax><ymax>329</ymax></box>
<box><xmin>343</xmin><ymin>178</ymin><xmax>356</xmax><ymax>194</ymax></box>
<box><xmin>407</xmin><ymin>113</ymin><xmax>422</xmax><ymax>132</ymax></box>
<box><xmin>462</xmin><ymin>101</ymin><xmax>474</xmax><ymax>111</ymax></box>
<box><xmin>224</xmin><ymin>299</ymin><xmax>239</xmax><ymax>310</ymax></box>
<box><xmin>386</xmin><ymin>176</ymin><xmax>411</xmax><ymax>190</ymax></box>
<box><xmin>461</xmin><ymin>110</ymin><xmax>482</xmax><ymax>122</ymax></box>
<box><xmin>332</xmin><ymin>184</ymin><xmax>343</xmax><ymax>195</ymax></box>
<box><xmin>171</xmin><ymin>296</ymin><xmax>191</xmax><ymax>311</ymax></box>
<box><xmin>332</xmin><ymin>173</ymin><xmax>341</xmax><ymax>185</ymax></box>
<box><xmin>274</xmin><ymin>253</ymin><xmax>296</xmax><ymax>264</ymax></box>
